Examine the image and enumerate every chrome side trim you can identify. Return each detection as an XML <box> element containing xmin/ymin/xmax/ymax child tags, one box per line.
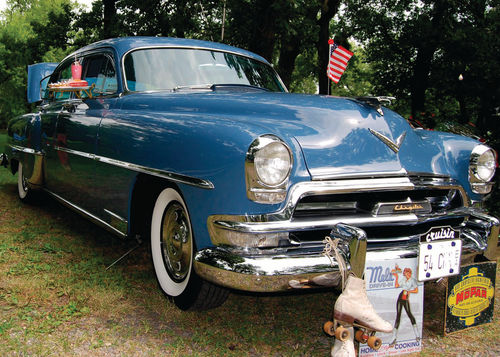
<box><xmin>103</xmin><ymin>208</ymin><xmax>127</xmax><ymax>223</ymax></box>
<box><xmin>45</xmin><ymin>189</ymin><xmax>127</xmax><ymax>238</ymax></box>
<box><xmin>10</xmin><ymin>144</ymin><xmax>43</xmax><ymax>156</ymax></box>
<box><xmin>103</xmin><ymin>208</ymin><xmax>128</xmax><ymax>234</ymax></box>
<box><xmin>53</xmin><ymin>146</ymin><xmax>214</xmax><ymax>189</ymax></box>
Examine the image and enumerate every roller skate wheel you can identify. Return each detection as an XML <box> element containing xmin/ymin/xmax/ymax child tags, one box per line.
<box><xmin>323</xmin><ymin>321</ymin><xmax>336</xmax><ymax>336</ymax></box>
<box><xmin>335</xmin><ymin>326</ymin><xmax>350</xmax><ymax>341</ymax></box>
<box><xmin>367</xmin><ymin>336</ymin><xmax>382</xmax><ymax>350</ymax></box>
<box><xmin>355</xmin><ymin>329</ymin><xmax>368</xmax><ymax>343</ymax></box>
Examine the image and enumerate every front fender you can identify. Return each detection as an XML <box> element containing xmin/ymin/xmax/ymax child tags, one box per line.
<box><xmin>413</xmin><ymin>129</ymin><xmax>482</xmax><ymax>201</ymax></box>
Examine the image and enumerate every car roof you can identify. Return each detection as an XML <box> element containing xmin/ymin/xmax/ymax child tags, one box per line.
<box><xmin>70</xmin><ymin>37</ymin><xmax>270</xmax><ymax>64</ymax></box>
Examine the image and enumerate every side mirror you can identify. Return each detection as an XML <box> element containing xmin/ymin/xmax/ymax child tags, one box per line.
<box><xmin>27</xmin><ymin>63</ymin><xmax>58</xmax><ymax>103</ymax></box>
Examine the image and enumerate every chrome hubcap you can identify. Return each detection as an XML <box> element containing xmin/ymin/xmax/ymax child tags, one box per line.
<box><xmin>160</xmin><ymin>202</ymin><xmax>192</xmax><ymax>282</ymax></box>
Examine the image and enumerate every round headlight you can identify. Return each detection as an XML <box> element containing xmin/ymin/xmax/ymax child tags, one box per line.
<box><xmin>254</xmin><ymin>141</ymin><xmax>292</xmax><ymax>186</ymax></box>
<box><xmin>470</xmin><ymin>145</ymin><xmax>496</xmax><ymax>182</ymax></box>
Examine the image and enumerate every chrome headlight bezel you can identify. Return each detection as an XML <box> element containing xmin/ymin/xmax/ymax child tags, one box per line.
<box><xmin>469</xmin><ymin>144</ymin><xmax>496</xmax><ymax>194</ymax></box>
<box><xmin>245</xmin><ymin>135</ymin><xmax>293</xmax><ymax>204</ymax></box>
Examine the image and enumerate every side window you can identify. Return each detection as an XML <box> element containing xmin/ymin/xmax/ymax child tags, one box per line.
<box><xmin>44</xmin><ymin>61</ymin><xmax>73</xmax><ymax>100</ymax></box>
<box><xmin>82</xmin><ymin>54</ymin><xmax>117</xmax><ymax>97</ymax></box>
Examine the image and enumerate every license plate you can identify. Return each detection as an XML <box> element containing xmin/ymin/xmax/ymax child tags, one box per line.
<box><xmin>418</xmin><ymin>227</ymin><xmax>462</xmax><ymax>281</ymax></box>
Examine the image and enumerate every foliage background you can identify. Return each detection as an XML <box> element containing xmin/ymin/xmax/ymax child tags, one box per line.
<box><xmin>0</xmin><ymin>0</ymin><xmax>499</xmax><ymax>214</ymax></box>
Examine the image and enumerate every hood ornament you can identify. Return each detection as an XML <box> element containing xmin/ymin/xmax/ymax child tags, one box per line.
<box><xmin>369</xmin><ymin>129</ymin><xmax>406</xmax><ymax>153</ymax></box>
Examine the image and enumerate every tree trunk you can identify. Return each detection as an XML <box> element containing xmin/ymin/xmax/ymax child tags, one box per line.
<box><xmin>317</xmin><ymin>0</ymin><xmax>341</xmax><ymax>94</ymax></box>
<box><xmin>102</xmin><ymin>0</ymin><xmax>118</xmax><ymax>39</ymax></box>
<box><xmin>277</xmin><ymin>43</ymin><xmax>301</xmax><ymax>89</ymax></box>
<box><xmin>410</xmin><ymin>0</ymin><xmax>450</xmax><ymax>121</ymax></box>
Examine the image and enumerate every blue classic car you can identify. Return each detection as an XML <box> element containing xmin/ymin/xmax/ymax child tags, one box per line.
<box><xmin>1</xmin><ymin>37</ymin><xmax>498</xmax><ymax>310</ymax></box>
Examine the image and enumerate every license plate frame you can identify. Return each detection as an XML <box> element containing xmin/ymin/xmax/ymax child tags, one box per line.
<box><xmin>417</xmin><ymin>226</ymin><xmax>462</xmax><ymax>282</ymax></box>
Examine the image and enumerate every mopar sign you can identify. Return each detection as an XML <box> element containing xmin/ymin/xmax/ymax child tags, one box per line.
<box><xmin>445</xmin><ymin>262</ymin><xmax>496</xmax><ymax>334</ymax></box>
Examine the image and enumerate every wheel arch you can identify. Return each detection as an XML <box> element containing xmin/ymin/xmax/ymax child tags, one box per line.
<box><xmin>128</xmin><ymin>173</ymin><xmax>186</xmax><ymax>240</ymax></box>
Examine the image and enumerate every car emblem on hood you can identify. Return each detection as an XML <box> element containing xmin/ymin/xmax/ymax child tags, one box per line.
<box><xmin>369</xmin><ymin>129</ymin><xmax>406</xmax><ymax>153</ymax></box>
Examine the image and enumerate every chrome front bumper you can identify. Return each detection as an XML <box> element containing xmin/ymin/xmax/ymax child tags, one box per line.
<box><xmin>194</xmin><ymin>210</ymin><xmax>499</xmax><ymax>293</ymax></box>
<box><xmin>194</xmin><ymin>223</ymin><xmax>367</xmax><ymax>292</ymax></box>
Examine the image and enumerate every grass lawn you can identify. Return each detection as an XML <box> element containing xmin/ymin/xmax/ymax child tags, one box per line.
<box><xmin>0</xmin><ymin>131</ymin><xmax>499</xmax><ymax>356</ymax></box>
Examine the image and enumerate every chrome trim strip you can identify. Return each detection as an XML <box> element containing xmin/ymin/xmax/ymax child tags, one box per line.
<box><xmin>312</xmin><ymin>168</ymin><xmax>408</xmax><ymax>181</ymax></box>
<box><xmin>212</xmin><ymin>214</ymin><xmax>418</xmax><ymax>235</ymax></box>
<box><xmin>10</xmin><ymin>145</ymin><xmax>43</xmax><ymax>156</ymax></box>
<box><xmin>44</xmin><ymin>189</ymin><xmax>127</xmax><ymax>238</ymax></box>
<box><xmin>53</xmin><ymin>146</ymin><xmax>214</xmax><ymax>189</ymax></box>
<box><xmin>103</xmin><ymin>208</ymin><xmax>127</xmax><ymax>223</ymax></box>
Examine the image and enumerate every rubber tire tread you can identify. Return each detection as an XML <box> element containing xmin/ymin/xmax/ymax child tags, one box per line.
<box><xmin>174</xmin><ymin>275</ymin><xmax>229</xmax><ymax>311</ymax></box>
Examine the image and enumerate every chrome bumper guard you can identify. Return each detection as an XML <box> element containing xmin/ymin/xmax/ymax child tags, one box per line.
<box><xmin>194</xmin><ymin>210</ymin><xmax>499</xmax><ymax>293</ymax></box>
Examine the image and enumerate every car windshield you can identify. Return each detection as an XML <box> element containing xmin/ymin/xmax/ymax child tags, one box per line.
<box><xmin>123</xmin><ymin>48</ymin><xmax>285</xmax><ymax>92</ymax></box>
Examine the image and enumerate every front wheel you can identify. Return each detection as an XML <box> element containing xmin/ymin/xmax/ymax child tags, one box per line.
<box><xmin>150</xmin><ymin>187</ymin><xmax>228</xmax><ymax>310</ymax></box>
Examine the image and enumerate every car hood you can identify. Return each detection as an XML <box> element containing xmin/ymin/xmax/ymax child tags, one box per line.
<box><xmin>119</xmin><ymin>91</ymin><xmax>462</xmax><ymax>179</ymax></box>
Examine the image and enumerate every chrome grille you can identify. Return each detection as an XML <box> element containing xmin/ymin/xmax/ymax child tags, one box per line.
<box><xmin>290</xmin><ymin>175</ymin><xmax>467</xmax><ymax>243</ymax></box>
<box><xmin>293</xmin><ymin>188</ymin><xmax>463</xmax><ymax>218</ymax></box>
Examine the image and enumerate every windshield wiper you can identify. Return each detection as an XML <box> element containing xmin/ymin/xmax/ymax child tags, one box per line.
<box><xmin>172</xmin><ymin>83</ymin><xmax>271</xmax><ymax>93</ymax></box>
<box><xmin>211</xmin><ymin>84</ymin><xmax>270</xmax><ymax>92</ymax></box>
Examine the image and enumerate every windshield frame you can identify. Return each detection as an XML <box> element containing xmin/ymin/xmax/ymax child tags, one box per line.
<box><xmin>120</xmin><ymin>45</ymin><xmax>288</xmax><ymax>94</ymax></box>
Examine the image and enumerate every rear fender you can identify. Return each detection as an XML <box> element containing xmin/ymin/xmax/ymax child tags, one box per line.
<box><xmin>6</xmin><ymin>113</ymin><xmax>44</xmax><ymax>188</ymax></box>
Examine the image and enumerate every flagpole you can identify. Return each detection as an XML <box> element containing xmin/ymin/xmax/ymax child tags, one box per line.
<box><xmin>327</xmin><ymin>38</ymin><xmax>334</xmax><ymax>96</ymax></box>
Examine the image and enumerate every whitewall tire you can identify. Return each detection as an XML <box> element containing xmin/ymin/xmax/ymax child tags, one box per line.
<box><xmin>17</xmin><ymin>162</ymin><xmax>31</xmax><ymax>201</ymax></box>
<box><xmin>149</xmin><ymin>186</ymin><xmax>229</xmax><ymax>310</ymax></box>
<box><xmin>151</xmin><ymin>187</ymin><xmax>193</xmax><ymax>297</ymax></box>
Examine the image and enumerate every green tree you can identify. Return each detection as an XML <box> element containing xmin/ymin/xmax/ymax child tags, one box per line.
<box><xmin>0</xmin><ymin>0</ymin><xmax>74</xmax><ymax>128</ymax></box>
<box><xmin>343</xmin><ymin>0</ymin><xmax>499</xmax><ymax>131</ymax></box>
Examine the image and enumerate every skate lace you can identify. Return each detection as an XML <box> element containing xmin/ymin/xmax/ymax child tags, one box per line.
<box><xmin>322</xmin><ymin>236</ymin><xmax>347</xmax><ymax>290</ymax></box>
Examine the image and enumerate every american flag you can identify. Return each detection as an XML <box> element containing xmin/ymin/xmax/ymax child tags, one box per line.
<box><xmin>327</xmin><ymin>42</ymin><xmax>353</xmax><ymax>83</ymax></box>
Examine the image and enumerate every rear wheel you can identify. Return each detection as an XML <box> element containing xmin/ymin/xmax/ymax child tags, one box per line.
<box><xmin>150</xmin><ymin>187</ymin><xmax>228</xmax><ymax>310</ymax></box>
<box><xmin>17</xmin><ymin>162</ymin><xmax>33</xmax><ymax>202</ymax></box>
